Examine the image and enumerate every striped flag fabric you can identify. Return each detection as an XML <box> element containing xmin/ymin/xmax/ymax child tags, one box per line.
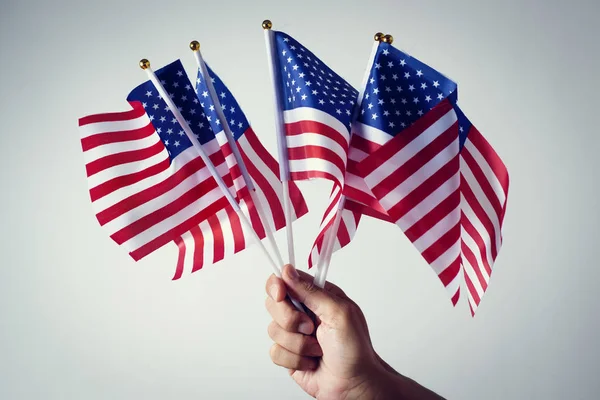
<box><xmin>354</xmin><ymin>42</ymin><xmax>509</xmax><ymax>314</ymax></box>
<box><xmin>79</xmin><ymin>61</ymin><xmax>239</xmax><ymax>263</ymax></box>
<box><xmin>169</xmin><ymin>62</ymin><xmax>308</xmax><ymax>279</ymax></box>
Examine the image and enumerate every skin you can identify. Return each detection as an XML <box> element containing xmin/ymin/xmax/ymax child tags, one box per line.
<box><xmin>265</xmin><ymin>264</ymin><xmax>445</xmax><ymax>400</ymax></box>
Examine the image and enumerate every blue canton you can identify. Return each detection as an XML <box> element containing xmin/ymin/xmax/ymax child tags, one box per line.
<box><xmin>194</xmin><ymin>64</ymin><xmax>250</xmax><ymax>141</ymax></box>
<box><xmin>127</xmin><ymin>60</ymin><xmax>216</xmax><ymax>161</ymax></box>
<box><xmin>358</xmin><ymin>43</ymin><xmax>457</xmax><ymax>137</ymax></box>
<box><xmin>274</xmin><ymin>31</ymin><xmax>359</xmax><ymax>128</ymax></box>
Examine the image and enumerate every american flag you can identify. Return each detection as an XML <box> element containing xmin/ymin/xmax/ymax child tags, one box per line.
<box><xmin>171</xmin><ymin>61</ymin><xmax>308</xmax><ymax>279</ymax></box>
<box><xmin>271</xmin><ymin>31</ymin><xmax>366</xmax><ymax>267</ymax></box>
<box><xmin>355</xmin><ymin>42</ymin><xmax>508</xmax><ymax>314</ymax></box>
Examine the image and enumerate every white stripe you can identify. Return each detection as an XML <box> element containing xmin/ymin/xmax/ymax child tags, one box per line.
<box><xmin>286</xmin><ymin>132</ymin><xmax>348</xmax><ymax>166</ymax></box>
<box><xmin>283</xmin><ymin>107</ymin><xmax>350</xmax><ymax>140</ymax></box>
<box><xmin>464</xmin><ymin>138</ymin><xmax>506</xmax><ymax>205</ymax></box>
<box><xmin>461</xmin><ymin>156</ymin><xmax>502</xmax><ymax>254</ymax></box>
<box><xmin>460</xmin><ymin>193</ymin><xmax>494</xmax><ymax>269</ymax></box>
<box><xmin>180</xmin><ymin>230</ymin><xmax>195</xmax><ymax>274</ymax></box>
<box><xmin>429</xmin><ymin>240</ymin><xmax>460</xmax><ymax>275</ymax></box>
<box><xmin>397</xmin><ymin>172</ymin><xmax>460</xmax><ymax>231</ymax></box>
<box><xmin>348</xmin><ymin>146</ymin><xmax>369</xmax><ymax>163</ymax></box>
<box><xmin>80</xmin><ymin>113</ymin><xmax>150</xmax><ymax>138</ymax></box>
<box><xmin>289</xmin><ymin>159</ymin><xmax>344</xmax><ymax>184</ymax></box>
<box><xmin>444</xmin><ymin>270</ymin><xmax>462</xmax><ymax>300</ymax></box>
<box><xmin>122</xmin><ymin>185</ymin><xmax>225</xmax><ymax>253</ymax></box>
<box><xmin>411</xmin><ymin>206</ymin><xmax>460</xmax><ymax>253</ymax></box>
<box><xmin>198</xmin><ymin>219</ymin><xmax>214</xmax><ymax>265</ymax></box>
<box><xmin>217</xmin><ymin>208</ymin><xmax>235</xmax><ymax>257</ymax></box>
<box><xmin>364</xmin><ymin>109</ymin><xmax>457</xmax><ymax>188</ymax></box>
<box><xmin>461</xmin><ymin>226</ymin><xmax>491</xmax><ymax>283</ymax></box>
<box><xmin>84</xmin><ymin>134</ymin><xmax>161</xmax><ymax>165</ymax></box>
<box><xmin>87</xmin><ymin>149</ymin><xmax>169</xmax><ymax>189</ymax></box>
<box><xmin>377</xmin><ymin>140</ymin><xmax>459</xmax><ymax>212</ymax></box>
<box><xmin>466</xmin><ymin>283</ymin><xmax>478</xmax><ymax>313</ymax></box>
<box><xmin>353</xmin><ymin>122</ymin><xmax>393</xmax><ymax>146</ymax></box>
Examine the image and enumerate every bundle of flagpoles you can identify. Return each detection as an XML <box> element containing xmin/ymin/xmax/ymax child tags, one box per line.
<box><xmin>79</xmin><ymin>19</ymin><xmax>509</xmax><ymax>316</ymax></box>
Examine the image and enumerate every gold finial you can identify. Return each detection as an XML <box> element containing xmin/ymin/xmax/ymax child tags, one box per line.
<box><xmin>262</xmin><ymin>19</ymin><xmax>273</xmax><ymax>30</ymax></box>
<box><xmin>139</xmin><ymin>59</ymin><xmax>150</xmax><ymax>70</ymax></box>
<box><xmin>382</xmin><ymin>34</ymin><xmax>394</xmax><ymax>44</ymax></box>
<box><xmin>189</xmin><ymin>40</ymin><xmax>200</xmax><ymax>51</ymax></box>
<box><xmin>374</xmin><ymin>32</ymin><xmax>384</xmax><ymax>42</ymax></box>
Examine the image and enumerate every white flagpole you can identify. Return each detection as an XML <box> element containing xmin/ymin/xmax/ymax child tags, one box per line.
<box><xmin>313</xmin><ymin>34</ymin><xmax>386</xmax><ymax>288</ymax></box>
<box><xmin>262</xmin><ymin>20</ymin><xmax>296</xmax><ymax>267</ymax></box>
<box><xmin>190</xmin><ymin>41</ymin><xmax>285</xmax><ymax>268</ymax></box>
<box><xmin>140</xmin><ymin>59</ymin><xmax>304</xmax><ymax>312</ymax></box>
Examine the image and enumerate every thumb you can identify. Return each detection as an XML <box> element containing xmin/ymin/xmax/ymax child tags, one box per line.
<box><xmin>282</xmin><ymin>264</ymin><xmax>341</xmax><ymax>321</ymax></box>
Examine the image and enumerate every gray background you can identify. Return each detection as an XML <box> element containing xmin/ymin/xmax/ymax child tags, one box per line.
<box><xmin>1</xmin><ymin>0</ymin><xmax>599</xmax><ymax>398</ymax></box>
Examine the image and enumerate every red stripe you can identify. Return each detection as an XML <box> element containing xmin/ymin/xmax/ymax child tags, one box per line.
<box><xmin>343</xmin><ymin>198</ymin><xmax>391</xmax><ymax>222</ymax></box>
<box><xmin>190</xmin><ymin>225</ymin><xmax>205</xmax><ymax>273</ymax></box>
<box><xmin>386</xmin><ymin>156</ymin><xmax>459</xmax><ymax>222</ymax></box>
<box><xmin>358</xmin><ymin>100</ymin><xmax>453</xmax><ymax>176</ymax></box>
<box><xmin>437</xmin><ymin>256</ymin><xmax>461</xmax><ymax>288</ymax></box>
<box><xmin>287</xmin><ymin>145</ymin><xmax>346</xmax><ymax>183</ymax></box>
<box><xmin>346</xmin><ymin>160</ymin><xmax>362</xmax><ymax>177</ymax></box>
<box><xmin>244</xmin><ymin>128</ymin><xmax>308</xmax><ymax>219</ymax></box>
<box><xmin>82</xmin><ymin>122</ymin><xmax>155</xmax><ymax>152</ymax></box>
<box><xmin>404</xmin><ymin>190</ymin><xmax>460</xmax><ymax>243</ymax></box>
<box><xmin>461</xmin><ymin>212</ymin><xmax>492</xmax><ymax>276</ymax></box>
<box><xmin>208</xmin><ymin>215</ymin><xmax>225</xmax><ymax>263</ymax></box>
<box><xmin>461</xmin><ymin>176</ymin><xmax>498</xmax><ymax>260</ymax></box>
<box><xmin>172</xmin><ymin>236</ymin><xmax>186</xmax><ymax>280</ymax></box>
<box><xmin>463</xmin><ymin>267</ymin><xmax>482</xmax><ymax>309</ymax></box>
<box><xmin>451</xmin><ymin>286</ymin><xmax>460</xmax><ymax>306</ymax></box>
<box><xmin>227</xmin><ymin>206</ymin><xmax>246</xmax><ymax>254</ymax></box>
<box><xmin>85</xmin><ymin>140</ymin><xmax>165</xmax><ymax>177</ymax></box>
<box><xmin>285</xmin><ymin>120</ymin><xmax>349</xmax><ymax>153</ymax></box>
<box><xmin>130</xmin><ymin>197</ymin><xmax>229</xmax><ymax>261</ymax></box>
<box><xmin>335</xmin><ymin>212</ymin><xmax>351</xmax><ymax>246</ymax></box>
<box><xmin>349</xmin><ymin>135</ymin><xmax>381</xmax><ymax>155</ymax></box>
<box><xmin>79</xmin><ymin>102</ymin><xmax>146</xmax><ymax>126</ymax></box>
<box><xmin>421</xmin><ymin>223</ymin><xmax>460</xmax><ymax>265</ymax></box>
<box><xmin>240</xmin><ymin>146</ymin><xmax>285</xmax><ymax>230</ymax></box>
<box><xmin>111</xmin><ymin>177</ymin><xmax>221</xmax><ymax>244</ymax></box>
<box><xmin>95</xmin><ymin>157</ymin><xmax>206</xmax><ymax>226</ymax></box>
<box><xmin>461</xmin><ymin>147</ymin><xmax>504</xmax><ymax>223</ymax></box>
<box><xmin>371</xmin><ymin>123</ymin><xmax>458</xmax><ymax>200</ymax></box>
<box><xmin>90</xmin><ymin>158</ymin><xmax>170</xmax><ymax>202</ymax></box>
<box><xmin>461</xmin><ymin>240</ymin><xmax>489</xmax><ymax>292</ymax></box>
<box><xmin>248</xmin><ymin>194</ymin><xmax>266</xmax><ymax>239</ymax></box>
<box><xmin>467</xmin><ymin>127</ymin><xmax>509</xmax><ymax>198</ymax></box>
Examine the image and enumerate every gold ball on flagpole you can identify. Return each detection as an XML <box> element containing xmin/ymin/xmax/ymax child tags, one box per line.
<box><xmin>139</xmin><ymin>59</ymin><xmax>150</xmax><ymax>70</ymax></box>
<box><xmin>382</xmin><ymin>34</ymin><xmax>394</xmax><ymax>44</ymax></box>
<box><xmin>190</xmin><ymin>40</ymin><xmax>200</xmax><ymax>51</ymax></box>
<box><xmin>374</xmin><ymin>32</ymin><xmax>384</xmax><ymax>42</ymax></box>
<box><xmin>262</xmin><ymin>19</ymin><xmax>273</xmax><ymax>30</ymax></box>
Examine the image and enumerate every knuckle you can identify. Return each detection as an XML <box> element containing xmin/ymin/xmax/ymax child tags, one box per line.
<box><xmin>302</xmin><ymin>280</ymin><xmax>318</xmax><ymax>294</ymax></box>
<box><xmin>280</xmin><ymin>310</ymin><xmax>299</xmax><ymax>331</ymax></box>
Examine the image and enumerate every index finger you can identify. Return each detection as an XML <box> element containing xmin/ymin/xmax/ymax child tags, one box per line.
<box><xmin>265</xmin><ymin>274</ymin><xmax>287</xmax><ymax>302</ymax></box>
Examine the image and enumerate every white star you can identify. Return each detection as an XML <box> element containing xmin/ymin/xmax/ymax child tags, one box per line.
<box><xmin>372</xmin><ymin>113</ymin><xmax>378</xmax><ymax>120</ymax></box>
<box><xmin>293</xmin><ymin>65</ymin><xmax>299</xmax><ymax>71</ymax></box>
<box><xmin>174</xmin><ymin>140</ymin><xmax>180</xmax><ymax>147</ymax></box>
<box><xmin>152</xmin><ymin>103</ymin><xmax>159</xmax><ymax>110</ymax></box>
<box><xmin>172</xmin><ymin>82</ymin><xmax>179</xmax><ymax>88</ymax></box>
<box><xmin>142</xmin><ymin>102</ymin><xmax>147</xmax><ymax>107</ymax></box>
<box><xmin>387</xmin><ymin>61</ymin><xmax>394</xmax><ymax>68</ymax></box>
<box><xmin>287</xmin><ymin>57</ymin><xmax>292</xmax><ymax>63</ymax></box>
<box><xmin>230</xmin><ymin>106</ymin><xmax>236</xmax><ymax>113</ymax></box>
<box><xmin>437</xmin><ymin>93</ymin><xmax>444</xmax><ymax>100</ymax></box>
<box><xmin>390</xmin><ymin>98</ymin><xmax>396</xmax><ymax>104</ymax></box>
<box><xmin>215</xmin><ymin>119</ymin><xmax>221</xmax><ymax>125</ymax></box>
<box><xmin>299</xmin><ymin>72</ymin><xmax>305</xmax><ymax>78</ymax></box>
<box><xmin>197</xmin><ymin>123</ymin><xmax>203</xmax><ymax>129</ymax></box>
<box><xmin>459</xmin><ymin>126</ymin><xmax>464</xmax><ymax>132</ymax></box>
<box><xmin>181</xmin><ymin>95</ymin><xmax>187</xmax><ymax>101</ymax></box>
<box><xmin>413</xmin><ymin>97</ymin><xmax>420</xmax><ymax>104</ymax></box>
<box><xmin>156</xmin><ymin>127</ymin><xmax>162</xmax><ymax>134</ymax></box>
<box><xmin>177</xmin><ymin>70</ymin><xmax>183</xmax><ymax>77</ymax></box>
<box><xmin>389</xmin><ymin>122</ymin><xmax>395</xmax><ymax>128</ymax></box>
<box><xmin>160</xmin><ymin>116</ymin><xmax>166</xmax><ymax>122</ymax></box>
<box><xmin>400</xmin><ymin>59</ymin><xmax>406</xmax><ymax>66</ymax></box>
<box><xmin>369</xmin><ymin>77</ymin><xmax>375</xmax><ymax>84</ymax></box>
<box><xmin>306</xmin><ymin>81</ymin><xmax>312</xmax><ymax>87</ymax></box>
<box><xmin>296</xmin><ymin>86</ymin><xmax>301</xmax><ymax>93</ymax></box>
<box><xmin>336</xmin><ymin>109</ymin><xmax>342</xmax><ymax>115</ymax></box>
<box><xmin>408</xmin><ymin>85</ymin><xmax>415</xmax><ymax>91</ymax></box>
<box><xmin>202</xmin><ymin>91</ymin><xmax>209</xmax><ymax>98</ymax></box>
<box><xmin>417</xmin><ymin>110</ymin><xmax>424</xmax><ymax>116</ymax></box>
<box><xmin>382</xmin><ymin>49</ymin><xmax>389</xmax><ymax>55</ymax></box>
<box><xmin>404</xmin><ymin>72</ymin><xmax>410</xmax><ymax>79</ymax></box>
<box><xmin>319</xmin><ymin>99</ymin><xmax>325</xmax><ymax>105</ymax></box>
<box><xmin>283</xmin><ymin>37</ymin><xmax>289</xmax><ymax>42</ymax></box>
<box><xmin>230</xmin><ymin>119</ymin><xmax>235</xmax><ymax>126</ymax></box>
<box><xmin>421</xmin><ymin>83</ymin><xmax>427</xmax><ymax>89</ymax></box>
<box><xmin>378</xmin><ymin>99</ymin><xmax>385</xmax><ymax>105</ymax></box>
<box><xmin>145</xmin><ymin>91</ymin><xmax>152</xmax><ymax>97</ymax></box>
<box><xmin>312</xmin><ymin>89</ymin><xmax>318</xmax><ymax>95</ymax></box>
<box><xmin>416</xmin><ymin>70</ymin><xmax>423</xmax><ymax>77</ymax></box>
<box><xmin>392</xmin><ymin>74</ymin><xmax>398</xmax><ymax>80</ymax></box>
<box><xmin>401</xmin><ymin>98</ymin><xmax>407</xmax><ymax>104</ymax></box>
<box><xmin>383</xmin><ymin>110</ymin><xmax>390</xmax><ymax>116</ymax></box>
<box><xmin>385</xmin><ymin>86</ymin><xmax>392</xmax><ymax>92</ymax></box>
<box><xmin>425</xmin><ymin>95</ymin><xmax>432</xmax><ymax>102</ymax></box>
<box><xmin>433</xmin><ymin>80</ymin><xmax>440</xmax><ymax>88</ymax></box>
<box><xmin>149</xmin><ymin>115</ymin><xmax>154</xmax><ymax>121</ymax></box>
<box><xmin>167</xmin><ymin>128</ymin><xmax>173</xmax><ymax>134</ymax></box>
<box><xmin>373</xmin><ymin>88</ymin><xmax>380</xmax><ymax>95</ymax></box>
<box><xmin>375</xmin><ymin>63</ymin><xmax>381</xmax><ymax>69</ymax></box>
<box><xmin>190</xmin><ymin>109</ymin><xmax>196</xmax><ymax>115</ymax></box>
<box><xmin>209</xmin><ymin>105</ymin><xmax>215</xmax><ymax>111</ymax></box>
<box><xmin>282</xmin><ymin>50</ymin><xmax>287</xmax><ymax>56</ymax></box>
<box><xmin>220</xmin><ymin>92</ymin><xmax>226</xmax><ymax>99</ymax></box>
<box><xmin>178</xmin><ymin>130</ymin><xmax>184</xmax><ymax>136</ymax></box>
<box><xmin>238</xmin><ymin>122</ymin><xmax>243</xmax><ymax>128</ymax></box>
<box><xmin>301</xmin><ymin>94</ymin><xmax>307</xmax><ymax>100</ymax></box>
<box><xmin>165</xmin><ymin>140</ymin><xmax>170</xmax><ymax>146</ymax></box>
<box><xmin>368</xmin><ymin>103</ymin><xmax>374</xmax><ymax>109</ymax></box>
<box><xmin>406</xmin><ymin>110</ymin><xmax>412</xmax><ymax>116</ymax></box>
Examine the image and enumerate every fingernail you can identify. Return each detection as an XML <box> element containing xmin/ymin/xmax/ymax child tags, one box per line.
<box><xmin>298</xmin><ymin>321</ymin><xmax>312</xmax><ymax>335</ymax></box>
<box><xmin>287</xmin><ymin>265</ymin><xmax>300</xmax><ymax>282</ymax></box>
<box><xmin>269</xmin><ymin>284</ymin><xmax>279</xmax><ymax>300</ymax></box>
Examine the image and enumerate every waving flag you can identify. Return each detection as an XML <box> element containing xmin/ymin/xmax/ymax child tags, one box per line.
<box><xmin>174</xmin><ymin>61</ymin><xmax>308</xmax><ymax>279</ymax></box>
<box><xmin>80</xmin><ymin>62</ymin><xmax>237</xmax><ymax>262</ymax></box>
<box><xmin>355</xmin><ymin>42</ymin><xmax>508</xmax><ymax>314</ymax></box>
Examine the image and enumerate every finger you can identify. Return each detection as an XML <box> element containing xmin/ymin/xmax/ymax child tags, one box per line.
<box><xmin>265</xmin><ymin>274</ymin><xmax>286</xmax><ymax>302</ymax></box>
<box><xmin>265</xmin><ymin>296</ymin><xmax>315</xmax><ymax>335</ymax></box>
<box><xmin>268</xmin><ymin>321</ymin><xmax>323</xmax><ymax>357</ymax></box>
<box><xmin>270</xmin><ymin>344</ymin><xmax>318</xmax><ymax>371</ymax></box>
<box><xmin>296</xmin><ymin>269</ymin><xmax>347</xmax><ymax>298</ymax></box>
<box><xmin>281</xmin><ymin>264</ymin><xmax>345</xmax><ymax>322</ymax></box>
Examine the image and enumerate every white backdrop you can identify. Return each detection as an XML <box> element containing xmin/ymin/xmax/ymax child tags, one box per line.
<box><xmin>1</xmin><ymin>0</ymin><xmax>599</xmax><ymax>398</ymax></box>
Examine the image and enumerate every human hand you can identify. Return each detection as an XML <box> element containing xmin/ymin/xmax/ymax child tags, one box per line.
<box><xmin>265</xmin><ymin>265</ymin><xmax>443</xmax><ymax>400</ymax></box>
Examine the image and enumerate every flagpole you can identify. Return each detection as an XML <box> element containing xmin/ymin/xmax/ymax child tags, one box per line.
<box><xmin>189</xmin><ymin>41</ymin><xmax>285</xmax><ymax>268</ymax></box>
<box><xmin>139</xmin><ymin>59</ymin><xmax>305</xmax><ymax>312</ymax></box>
<box><xmin>313</xmin><ymin>33</ymin><xmax>387</xmax><ymax>288</ymax></box>
<box><xmin>262</xmin><ymin>19</ymin><xmax>296</xmax><ymax>267</ymax></box>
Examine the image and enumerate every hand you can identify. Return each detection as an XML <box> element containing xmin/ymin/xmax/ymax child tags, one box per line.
<box><xmin>265</xmin><ymin>265</ymin><xmax>444</xmax><ymax>400</ymax></box>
